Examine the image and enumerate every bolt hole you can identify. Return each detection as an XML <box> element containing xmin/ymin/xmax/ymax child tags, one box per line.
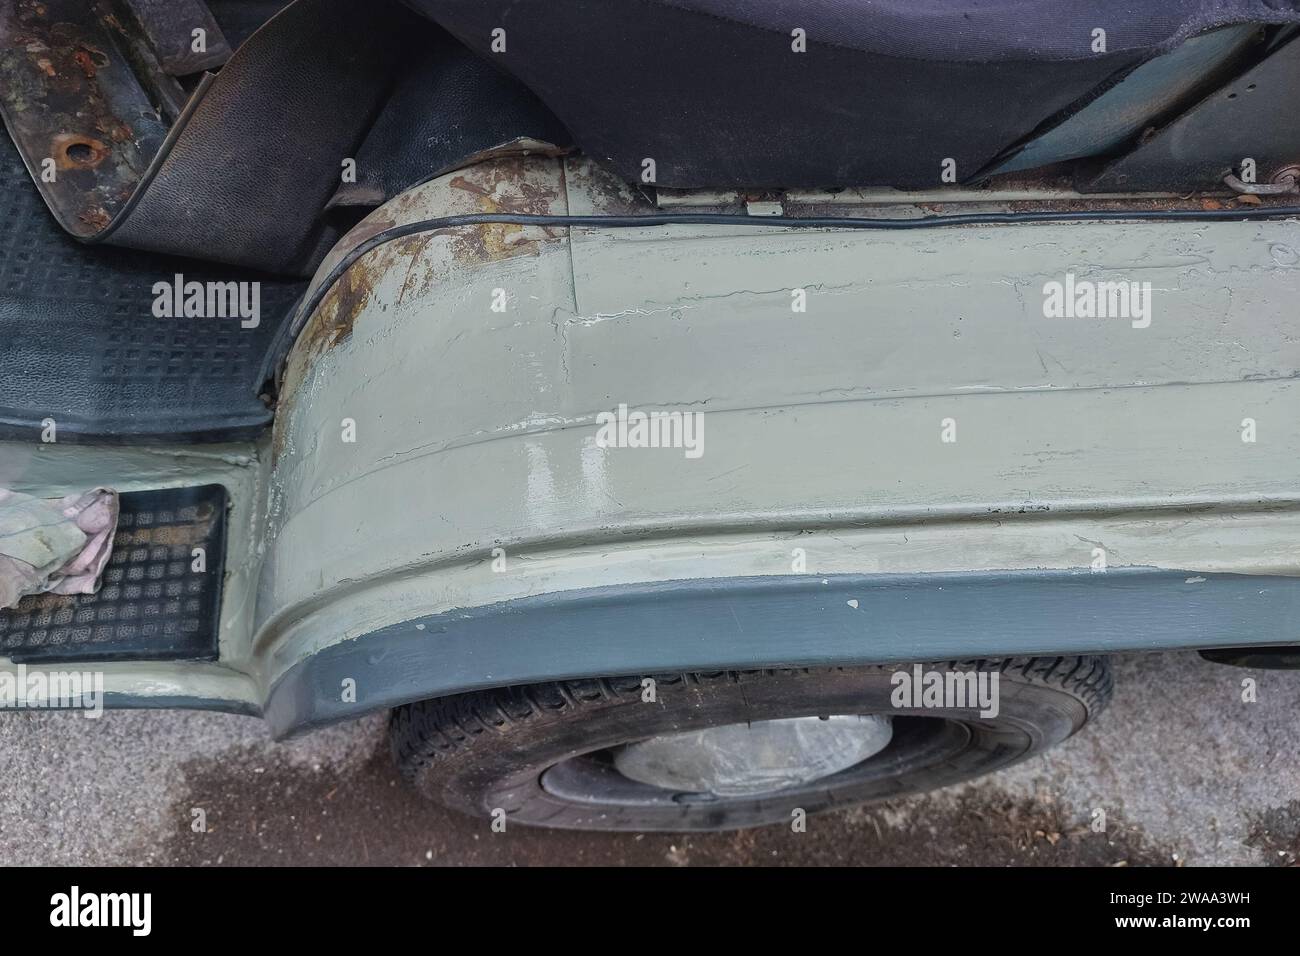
<box><xmin>1227</xmin><ymin>92</ymin><xmax>1238</xmax><ymax>99</ymax></box>
<box><xmin>1246</xmin><ymin>83</ymin><xmax>1257</xmax><ymax>92</ymax></box>
<box><xmin>64</xmin><ymin>142</ymin><xmax>95</xmax><ymax>164</ymax></box>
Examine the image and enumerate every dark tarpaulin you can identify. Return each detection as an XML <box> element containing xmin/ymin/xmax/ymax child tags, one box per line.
<box><xmin>405</xmin><ymin>0</ymin><xmax>1300</xmax><ymax>187</ymax></box>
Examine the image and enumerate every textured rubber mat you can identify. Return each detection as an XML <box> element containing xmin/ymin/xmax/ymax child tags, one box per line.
<box><xmin>0</xmin><ymin>130</ymin><xmax>305</xmax><ymax>442</ymax></box>
<box><xmin>0</xmin><ymin>485</ymin><xmax>227</xmax><ymax>664</ymax></box>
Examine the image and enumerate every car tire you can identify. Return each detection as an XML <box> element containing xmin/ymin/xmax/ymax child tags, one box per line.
<box><xmin>390</xmin><ymin>657</ymin><xmax>1112</xmax><ymax>832</ymax></box>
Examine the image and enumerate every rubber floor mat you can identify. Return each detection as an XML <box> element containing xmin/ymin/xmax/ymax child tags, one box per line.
<box><xmin>0</xmin><ymin>130</ymin><xmax>305</xmax><ymax>443</ymax></box>
<box><xmin>0</xmin><ymin>485</ymin><xmax>227</xmax><ymax>664</ymax></box>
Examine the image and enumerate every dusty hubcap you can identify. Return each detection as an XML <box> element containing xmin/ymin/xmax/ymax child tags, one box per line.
<box><xmin>612</xmin><ymin>714</ymin><xmax>894</xmax><ymax>797</ymax></box>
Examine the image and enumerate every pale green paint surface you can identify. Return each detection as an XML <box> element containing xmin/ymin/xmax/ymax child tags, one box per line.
<box><xmin>3</xmin><ymin>157</ymin><xmax>1299</xmax><ymax>716</ymax></box>
<box><xmin>255</xmin><ymin>158</ymin><xmax>1300</xmax><ymax>698</ymax></box>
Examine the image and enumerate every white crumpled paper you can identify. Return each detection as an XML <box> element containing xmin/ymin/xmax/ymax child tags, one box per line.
<box><xmin>0</xmin><ymin>488</ymin><xmax>119</xmax><ymax>610</ymax></box>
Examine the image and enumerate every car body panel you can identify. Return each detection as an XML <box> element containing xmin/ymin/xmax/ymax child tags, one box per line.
<box><xmin>3</xmin><ymin>156</ymin><xmax>1298</xmax><ymax>733</ymax></box>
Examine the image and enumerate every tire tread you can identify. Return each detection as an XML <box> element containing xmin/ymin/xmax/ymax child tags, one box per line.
<box><xmin>391</xmin><ymin>656</ymin><xmax>1112</xmax><ymax>783</ymax></box>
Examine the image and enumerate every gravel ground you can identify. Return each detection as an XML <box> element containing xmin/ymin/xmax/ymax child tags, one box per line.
<box><xmin>0</xmin><ymin>652</ymin><xmax>1296</xmax><ymax>866</ymax></box>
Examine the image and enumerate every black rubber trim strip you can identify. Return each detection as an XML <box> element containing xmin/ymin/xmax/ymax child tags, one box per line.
<box><xmin>287</xmin><ymin>205</ymin><xmax>1300</xmax><ymax>346</ymax></box>
<box><xmin>265</xmin><ymin>567</ymin><xmax>1300</xmax><ymax>737</ymax></box>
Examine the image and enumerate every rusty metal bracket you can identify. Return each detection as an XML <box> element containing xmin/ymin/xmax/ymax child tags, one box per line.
<box><xmin>1</xmin><ymin>0</ymin><xmax>422</xmax><ymax>275</ymax></box>
<box><xmin>1223</xmin><ymin>167</ymin><xmax>1299</xmax><ymax>194</ymax></box>
<box><xmin>0</xmin><ymin>0</ymin><xmax>185</xmax><ymax>234</ymax></box>
<box><xmin>0</xmin><ymin>0</ymin><xmax>230</xmax><ymax>235</ymax></box>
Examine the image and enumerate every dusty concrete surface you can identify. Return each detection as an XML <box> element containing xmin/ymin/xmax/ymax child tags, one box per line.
<box><xmin>0</xmin><ymin>652</ymin><xmax>1296</xmax><ymax>867</ymax></box>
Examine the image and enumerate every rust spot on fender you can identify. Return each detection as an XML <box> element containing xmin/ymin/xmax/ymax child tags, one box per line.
<box><xmin>272</xmin><ymin>243</ymin><xmax>391</xmax><ymax>467</ymax></box>
<box><xmin>276</xmin><ymin>158</ymin><xmax>567</xmax><ymax>465</ymax></box>
<box><xmin>445</xmin><ymin>156</ymin><xmax>564</xmax><ymax>264</ymax></box>
<box><xmin>301</xmin><ymin>253</ymin><xmax>386</xmax><ymax>358</ymax></box>
<box><xmin>564</xmin><ymin>156</ymin><xmax>651</xmax><ymax>216</ymax></box>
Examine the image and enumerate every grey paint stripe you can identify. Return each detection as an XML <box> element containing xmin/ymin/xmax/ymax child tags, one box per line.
<box><xmin>263</xmin><ymin>567</ymin><xmax>1300</xmax><ymax>738</ymax></box>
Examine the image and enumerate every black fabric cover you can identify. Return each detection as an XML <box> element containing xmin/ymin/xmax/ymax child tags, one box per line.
<box><xmin>619</xmin><ymin>0</ymin><xmax>1300</xmax><ymax>61</ymax></box>
<box><xmin>206</xmin><ymin>0</ymin><xmax>295</xmax><ymax>48</ymax></box>
<box><xmin>331</xmin><ymin>32</ymin><xmax>571</xmax><ymax>208</ymax></box>
<box><xmin>100</xmin><ymin>0</ymin><xmax>422</xmax><ymax>276</ymax></box>
<box><xmin>407</xmin><ymin>0</ymin><xmax>1300</xmax><ymax>188</ymax></box>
